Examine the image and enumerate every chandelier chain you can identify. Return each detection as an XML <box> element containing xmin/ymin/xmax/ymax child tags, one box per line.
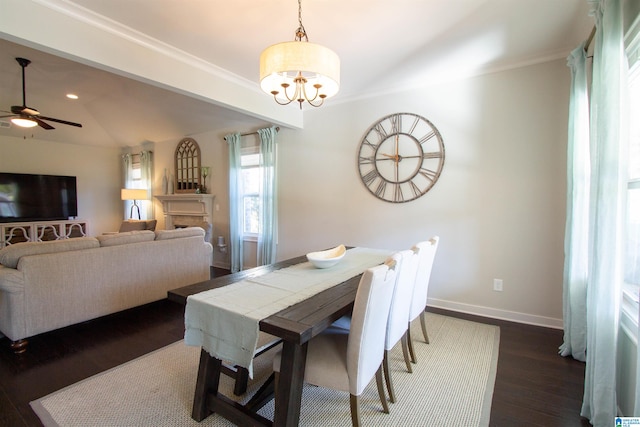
<box><xmin>295</xmin><ymin>0</ymin><xmax>308</xmax><ymax>42</ymax></box>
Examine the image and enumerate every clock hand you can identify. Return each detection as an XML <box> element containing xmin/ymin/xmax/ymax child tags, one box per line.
<box><xmin>395</xmin><ymin>135</ymin><xmax>400</xmax><ymax>182</ymax></box>
<box><xmin>395</xmin><ymin>134</ymin><xmax>399</xmax><ymax>156</ymax></box>
<box><xmin>380</xmin><ymin>152</ymin><xmax>403</xmax><ymax>162</ymax></box>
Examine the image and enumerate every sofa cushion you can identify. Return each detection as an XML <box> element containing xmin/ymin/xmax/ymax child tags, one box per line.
<box><xmin>118</xmin><ymin>220</ymin><xmax>157</xmax><ymax>232</ymax></box>
<box><xmin>96</xmin><ymin>230</ymin><xmax>156</xmax><ymax>247</ymax></box>
<box><xmin>0</xmin><ymin>237</ymin><xmax>100</xmax><ymax>269</ymax></box>
<box><xmin>155</xmin><ymin>227</ymin><xmax>204</xmax><ymax>241</ymax></box>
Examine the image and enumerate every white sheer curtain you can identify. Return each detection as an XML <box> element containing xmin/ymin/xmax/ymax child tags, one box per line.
<box><xmin>257</xmin><ymin>126</ymin><xmax>278</xmax><ymax>266</ymax></box>
<box><xmin>226</xmin><ymin>132</ymin><xmax>243</xmax><ymax>273</ymax></box>
<box><xmin>627</xmin><ymin>8</ymin><xmax>640</xmax><ymax>418</ymax></box>
<box><xmin>560</xmin><ymin>43</ymin><xmax>590</xmax><ymax>362</ymax></box>
<box><xmin>140</xmin><ymin>150</ymin><xmax>153</xmax><ymax>219</ymax></box>
<box><xmin>579</xmin><ymin>0</ymin><xmax>629</xmax><ymax>425</ymax></box>
<box><xmin>122</xmin><ymin>153</ymin><xmax>134</xmax><ymax>219</ymax></box>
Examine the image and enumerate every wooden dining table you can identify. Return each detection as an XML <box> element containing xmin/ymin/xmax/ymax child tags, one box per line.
<box><xmin>168</xmin><ymin>251</ymin><xmax>381</xmax><ymax>426</ymax></box>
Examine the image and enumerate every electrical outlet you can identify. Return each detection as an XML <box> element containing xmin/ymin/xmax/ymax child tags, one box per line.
<box><xmin>493</xmin><ymin>279</ymin><xmax>503</xmax><ymax>292</ymax></box>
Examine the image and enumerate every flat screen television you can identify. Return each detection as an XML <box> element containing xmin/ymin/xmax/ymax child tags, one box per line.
<box><xmin>0</xmin><ymin>172</ymin><xmax>78</xmax><ymax>223</ymax></box>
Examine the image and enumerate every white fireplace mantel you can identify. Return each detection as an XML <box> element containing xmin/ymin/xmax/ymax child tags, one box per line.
<box><xmin>155</xmin><ymin>194</ymin><xmax>215</xmax><ymax>231</ymax></box>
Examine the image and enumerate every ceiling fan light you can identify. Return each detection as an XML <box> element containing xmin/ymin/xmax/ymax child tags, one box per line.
<box><xmin>11</xmin><ymin>117</ymin><xmax>38</xmax><ymax>128</ymax></box>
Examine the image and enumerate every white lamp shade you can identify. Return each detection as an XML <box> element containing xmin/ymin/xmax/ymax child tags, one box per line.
<box><xmin>260</xmin><ymin>41</ymin><xmax>340</xmax><ymax>100</ymax></box>
<box><xmin>121</xmin><ymin>188</ymin><xmax>149</xmax><ymax>201</ymax></box>
<box><xmin>11</xmin><ymin>117</ymin><xmax>38</xmax><ymax>128</ymax></box>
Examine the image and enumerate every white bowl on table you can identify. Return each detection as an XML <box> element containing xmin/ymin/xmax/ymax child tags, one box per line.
<box><xmin>306</xmin><ymin>244</ymin><xmax>347</xmax><ymax>269</ymax></box>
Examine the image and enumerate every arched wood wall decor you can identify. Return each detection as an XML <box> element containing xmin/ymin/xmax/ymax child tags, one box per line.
<box><xmin>174</xmin><ymin>137</ymin><xmax>202</xmax><ymax>193</ymax></box>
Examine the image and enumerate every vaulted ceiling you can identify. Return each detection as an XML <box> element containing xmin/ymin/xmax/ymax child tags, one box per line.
<box><xmin>0</xmin><ymin>0</ymin><xmax>593</xmax><ymax>148</ymax></box>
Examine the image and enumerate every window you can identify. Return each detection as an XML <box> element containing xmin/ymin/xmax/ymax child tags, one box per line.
<box><xmin>122</xmin><ymin>151</ymin><xmax>152</xmax><ymax>221</ymax></box>
<box><xmin>241</xmin><ymin>148</ymin><xmax>261</xmax><ymax>237</ymax></box>
<box><xmin>130</xmin><ymin>154</ymin><xmax>142</xmax><ymax>184</ymax></box>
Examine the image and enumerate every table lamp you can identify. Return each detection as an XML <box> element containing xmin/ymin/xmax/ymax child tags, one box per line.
<box><xmin>121</xmin><ymin>188</ymin><xmax>148</xmax><ymax>220</ymax></box>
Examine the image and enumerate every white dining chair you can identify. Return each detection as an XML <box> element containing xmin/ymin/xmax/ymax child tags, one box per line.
<box><xmin>272</xmin><ymin>261</ymin><xmax>397</xmax><ymax>427</ymax></box>
<box><xmin>328</xmin><ymin>250</ymin><xmax>419</xmax><ymax>404</ymax></box>
<box><xmin>382</xmin><ymin>249</ymin><xmax>420</xmax><ymax>403</ymax></box>
<box><xmin>407</xmin><ymin>236</ymin><xmax>439</xmax><ymax>363</ymax></box>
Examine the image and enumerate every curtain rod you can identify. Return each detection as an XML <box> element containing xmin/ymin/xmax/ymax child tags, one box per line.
<box><xmin>584</xmin><ymin>26</ymin><xmax>596</xmax><ymax>52</ymax></box>
<box><xmin>223</xmin><ymin>126</ymin><xmax>280</xmax><ymax>141</ymax></box>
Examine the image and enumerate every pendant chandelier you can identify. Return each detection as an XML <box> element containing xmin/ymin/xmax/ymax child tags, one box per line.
<box><xmin>259</xmin><ymin>0</ymin><xmax>340</xmax><ymax>109</ymax></box>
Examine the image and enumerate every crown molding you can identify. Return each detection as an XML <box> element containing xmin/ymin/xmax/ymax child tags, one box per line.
<box><xmin>32</xmin><ymin>0</ymin><xmax>257</xmax><ymax>92</ymax></box>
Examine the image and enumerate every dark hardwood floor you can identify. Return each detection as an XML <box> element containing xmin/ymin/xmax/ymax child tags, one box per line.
<box><xmin>0</xmin><ymin>268</ymin><xmax>590</xmax><ymax>426</ymax></box>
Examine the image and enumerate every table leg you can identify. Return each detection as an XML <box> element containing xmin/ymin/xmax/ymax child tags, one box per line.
<box><xmin>192</xmin><ymin>349</ymin><xmax>222</xmax><ymax>421</ymax></box>
<box><xmin>274</xmin><ymin>341</ymin><xmax>308</xmax><ymax>426</ymax></box>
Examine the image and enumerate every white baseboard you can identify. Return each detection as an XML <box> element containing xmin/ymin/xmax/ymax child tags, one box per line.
<box><xmin>428</xmin><ymin>298</ymin><xmax>564</xmax><ymax>329</ymax></box>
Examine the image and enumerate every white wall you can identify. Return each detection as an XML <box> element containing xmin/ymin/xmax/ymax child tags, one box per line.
<box><xmin>275</xmin><ymin>58</ymin><xmax>569</xmax><ymax>327</ymax></box>
<box><xmin>1</xmin><ymin>58</ymin><xmax>570</xmax><ymax>327</ymax></box>
<box><xmin>0</xmin><ymin>135</ymin><xmax>122</xmax><ymax>235</ymax></box>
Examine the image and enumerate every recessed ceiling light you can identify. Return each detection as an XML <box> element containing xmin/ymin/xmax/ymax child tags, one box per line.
<box><xmin>66</xmin><ymin>94</ymin><xmax>79</xmax><ymax>100</ymax></box>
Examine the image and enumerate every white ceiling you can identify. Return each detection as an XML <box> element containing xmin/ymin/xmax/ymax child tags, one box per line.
<box><xmin>0</xmin><ymin>0</ymin><xmax>594</xmax><ymax>148</ymax></box>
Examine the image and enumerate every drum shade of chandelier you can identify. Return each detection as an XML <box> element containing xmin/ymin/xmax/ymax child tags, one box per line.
<box><xmin>259</xmin><ymin>0</ymin><xmax>340</xmax><ymax>109</ymax></box>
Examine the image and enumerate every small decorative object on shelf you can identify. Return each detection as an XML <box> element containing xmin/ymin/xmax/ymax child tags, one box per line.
<box><xmin>168</xmin><ymin>174</ymin><xmax>175</xmax><ymax>194</ymax></box>
<box><xmin>162</xmin><ymin>169</ymin><xmax>168</xmax><ymax>195</ymax></box>
<box><xmin>201</xmin><ymin>166</ymin><xmax>210</xmax><ymax>194</ymax></box>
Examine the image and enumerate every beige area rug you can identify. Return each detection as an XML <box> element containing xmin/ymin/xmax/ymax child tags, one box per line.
<box><xmin>31</xmin><ymin>313</ymin><xmax>500</xmax><ymax>427</ymax></box>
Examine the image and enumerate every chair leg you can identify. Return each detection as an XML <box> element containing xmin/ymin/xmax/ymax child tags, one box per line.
<box><xmin>420</xmin><ymin>311</ymin><xmax>430</xmax><ymax>343</ymax></box>
<box><xmin>375</xmin><ymin>366</ymin><xmax>390</xmax><ymax>414</ymax></box>
<box><xmin>383</xmin><ymin>350</ymin><xmax>396</xmax><ymax>403</ymax></box>
<box><xmin>350</xmin><ymin>394</ymin><xmax>362</xmax><ymax>427</ymax></box>
<box><xmin>400</xmin><ymin>333</ymin><xmax>413</xmax><ymax>373</ymax></box>
<box><xmin>407</xmin><ymin>322</ymin><xmax>417</xmax><ymax>364</ymax></box>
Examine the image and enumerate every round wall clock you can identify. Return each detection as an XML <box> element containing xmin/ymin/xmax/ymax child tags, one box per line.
<box><xmin>357</xmin><ymin>112</ymin><xmax>445</xmax><ymax>203</ymax></box>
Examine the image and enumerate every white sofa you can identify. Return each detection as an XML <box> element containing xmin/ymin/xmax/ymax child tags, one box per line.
<box><xmin>0</xmin><ymin>227</ymin><xmax>212</xmax><ymax>352</ymax></box>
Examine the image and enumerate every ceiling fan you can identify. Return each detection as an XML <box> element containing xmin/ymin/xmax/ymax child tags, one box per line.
<box><xmin>0</xmin><ymin>57</ymin><xmax>82</xmax><ymax>130</ymax></box>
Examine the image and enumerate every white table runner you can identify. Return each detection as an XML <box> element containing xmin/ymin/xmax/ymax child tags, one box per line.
<box><xmin>184</xmin><ymin>247</ymin><xmax>391</xmax><ymax>377</ymax></box>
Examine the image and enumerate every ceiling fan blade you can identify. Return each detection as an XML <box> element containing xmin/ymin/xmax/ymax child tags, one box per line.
<box><xmin>38</xmin><ymin>116</ymin><xmax>82</xmax><ymax>128</ymax></box>
<box><xmin>0</xmin><ymin>114</ymin><xmax>17</xmax><ymax>119</ymax></box>
<box><xmin>6</xmin><ymin>59</ymin><xmax>82</xmax><ymax>131</ymax></box>
<box><xmin>33</xmin><ymin>116</ymin><xmax>55</xmax><ymax>130</ymax></box>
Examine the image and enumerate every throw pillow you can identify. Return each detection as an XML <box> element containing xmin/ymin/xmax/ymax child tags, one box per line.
<box><xmin>155</xmin><ymin>227</ymin><xmax>204</xmax><ymax>241</ymax></box>
<box><xmin>96</xmin><ymin>230</ymin><xmax>156</xmax><ymax>247</ymax></box>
